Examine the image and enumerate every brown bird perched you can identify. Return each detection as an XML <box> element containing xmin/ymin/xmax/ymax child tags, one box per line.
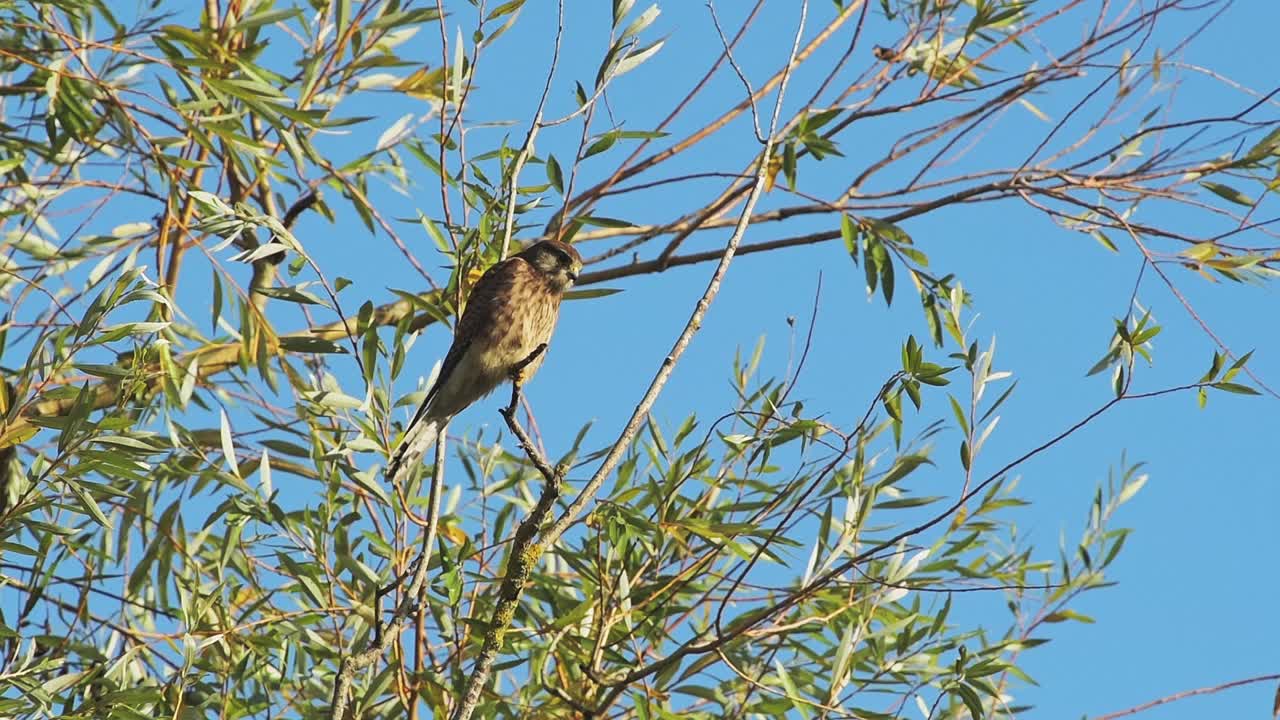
<box><xmin>386</xmin><ymin>239</ymin><xmax>583</xmax><ymax>481</ymax></box>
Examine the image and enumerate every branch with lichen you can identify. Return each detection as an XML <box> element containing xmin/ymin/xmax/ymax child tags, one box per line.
<box><xmin>450</xmin><ymin>349</ymin><xmax>563</xmax><ymax>720</ymax></box>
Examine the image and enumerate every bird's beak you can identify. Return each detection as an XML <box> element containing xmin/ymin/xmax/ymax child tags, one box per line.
<box><xmin>567</xmin><ymin>268</ymin><xmax>579</xmax><ymax>283</ymax></box>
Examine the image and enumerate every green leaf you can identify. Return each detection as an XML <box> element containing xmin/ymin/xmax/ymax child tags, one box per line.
<box><xmin>73</xmin><ymin>363</ymin><xmax>132</xmax><ymax>379</ymax></box>
<box><xmin>783</xmin><ymin>141</ymin><xmax>797</xmax><ymax>189</ymax></box>
<box><xmin>253</xmin><ymin>285</ymin><xmax>328</xmax><ymax>306</ymax></box>
<box><xmin>68</xmin><ymin>482</ymin><xmax>111</xmax><ymax>528</ymax></box>
<box><xmin>211</xmin><ymin>266</ymin><xmax>224</xmax><ymax>332</ymax></box>
<box><xmin>1043</xmin><ymin>609</ymin><xmax>1096</xmax><ymax>624</ymax></box>
<box><xmin>673</xmin><ymin>685</ymin><xmax>720</xmax><ymax>702</ymax></box>
<box><xmin>336</xmin><ymin>0</ymin><xmax>351</xmax><ymax>38</ymax></box>
<box><xmin>612</xmin><ymin>0</ymin><xmax>636</xmax><ymax>26</ymax></box>
<box><xmin>948</xmin><ymin>394</ymin><xmax>969</xmax><ymax>434</ymax></box>
<box><xmin>876</xmin><ymin>495</ymin><xmax>944</xmax><ymax>509</ymax></box>
<box><xmin>546</xmin><ymin>154</ymin><xmax>564</xmax><ymax>193</ymax></box>
<box><xmin>1222</xmin><ymin>349</ymin><xmax>1254</xmax><ymax>381</ymax></box>
<box><xmin>1090</xmin><ymin>230</ymin><xmax>1118</xmax><ymax>253</ymax></box>
<box><xmin>565</xmin><ymin>288</ymin><xmax>623</xmax><ymax>300</ymax></box>
<box><xmin>487</xmin><ymin>0</ymin><xmax>526</xmax><ymax>21</ymax></box>
<box><xmin>376</xmin><ymin>113</ymin><xmax>415</xmax><ymax>153</ymax></box>
<box><xmin>615</xmin><ymin>39</ymin><xmax>665</xmax><ymax>77</ymax></box>
<box><xmin>879</xmin><ymin>250</ymin><xmax>895</xmax><ymax>305</ymax></box>
<box><xmin>584</xmin><ymin>130</ymin><xmax>620</xmax><ymax>158</ymax></box>
<box><xmin>953</xmin><ymin>682</ymin><xmax>985</xmax><ymax>719</ymax></box>
<box><xmin>840</xmin><ymin>214</ymin><xmax>859</xmax><ymax>263</ymax></box>
<box><xmin>1117</xmin><ymin>473</ymin><xmax>1147</xmax><ymax>505</ymax></box>
<box><xmin>1211</xmin><ymin>382</ymin><xmax>1260</xmax><ymax>395</ymax></box>
<box><xmin>863</xmin><ymin>236</ymin><xmax>879</xmax><ymax>295</ymax></box>
<box><xmin>882</xmin><ymin>453</ymin><xmax>933</xmax><ymax>485</ymax></box>
<box><xmin>620</xmin><ymin>4</ymin><xmax>659</xmax><ymax>41</ymax></box>
<box><xmin>234</xmin><ymin>8</ymin><xmax>301</xmax><ymax>31</ymax></box>
<box><xmin>258</xmin><ymin>449</ymin><xmax>272</xmax><ymax>497</ymax></box>
<box><xmin>220</xmin><ymin>409</ymin><xmax>239</xmax><ymax>478</ymax></box>
<box><xmin>773</xmin><ymin>659</ymin><xmax>812</xmax><ymax>720</ymax></box>
<box><xmin>578</xmin><ymin>215</ymin><xmax>634</xmax><ymax>228</ymax></box>
<box><xmin>1200</xmin><ymin>181</ymin><xmax>1255</xmax><ymax>206</ymax></box>
<box><xmin>279</xmin><ymin>336</ymin><xmax>349</xmax><ymax>354</ymax></box>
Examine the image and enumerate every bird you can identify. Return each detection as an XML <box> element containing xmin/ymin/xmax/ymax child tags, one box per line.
<box><xmin>385</xmin><ymin>239</ymin><xmax>583</xmax><ymax>483</ymax></box>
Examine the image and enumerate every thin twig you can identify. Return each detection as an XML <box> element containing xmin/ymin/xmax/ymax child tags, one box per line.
<box><xmin>500</xmin><ymin>0</ymin><xmax>564</xmax><ymax>260</ymax></box>
<box><xmin>596</xmin><ymin>380</ymin><xmax>1215</xmax><ymax>696</ymax></box>
<box><xmin>497</xmin><ymin>346</ymin><xmax>557</xmax><ymax>482</ymax></box>
<box><xmin>546</xmin><ymin>0</ymin><xmax>808</xmax><ymax>551</ymax></box>
<box><xmin>281</xmin><ymin>190</ymin><xmax>319</xmax><ymax>229</ymax></box>
<box><xmin>329</xmin><ymin>431</ymin><xmax>446</xmax><ymax>720</ymax></box>
<box><xmin>1092</xmin><ymin>673</ymin><xmax>1280</xmax><ymax>720</ymax></box>
<box><xmin>707</xmin><ymin>0</ymin><xmax>764</xmax><ymax>143</ymax></box>
<box><xmin>561</xmin><ymin>1</ymin><xmax>860</xmax><ymax>221</ymax></box>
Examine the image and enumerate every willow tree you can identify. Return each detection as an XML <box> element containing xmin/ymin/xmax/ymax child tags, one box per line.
<box><xmin>1</xmin><ymin>1</ymin><xmax>1276</xmax><ymax>719</ymax></box>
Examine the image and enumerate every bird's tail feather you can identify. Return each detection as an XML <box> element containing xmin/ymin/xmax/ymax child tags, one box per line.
<box><xmin>385</xmin><ymin>416</ymin><xmax>442</xmax><ymax>485</ymax></box>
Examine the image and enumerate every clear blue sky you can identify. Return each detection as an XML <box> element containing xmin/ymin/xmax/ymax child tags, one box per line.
<box><xmin>285</xmin><ymin>2</ymin><xmax>1274</xmax><ymax>717</ymax></box>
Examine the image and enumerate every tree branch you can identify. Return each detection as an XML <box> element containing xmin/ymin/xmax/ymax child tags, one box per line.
<box><xmin>450</xmin><ymin>351</ymin><xmax>562</xmax><ymax>720</ymax></box>
<box><xmin>329</xmin><ymin>431</ymin><xmax>446</xmax><ymax>720</ymax></box>
<box><xmin>1092</xmin><ymin>673</ymin><xmax>1280</xmax><ymax>720</ymax></box>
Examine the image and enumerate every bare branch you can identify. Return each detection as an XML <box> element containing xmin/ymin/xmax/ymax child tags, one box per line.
<box><xmin>500</xmin><ymin>0</ymin><xmax>564</xmax><ymax>260</ymax></box>
<box><xmin>1093</xmin><ymin>674</ymin><xmax>1280</xmax><ymax>720</ymax></box>
<box><xmin>707</xmin><ymin>0</ymin><xmax>764</xmax><ymax>143</ymax></box>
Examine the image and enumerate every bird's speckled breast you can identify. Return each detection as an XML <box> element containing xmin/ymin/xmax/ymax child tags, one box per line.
<box><xmin>478</xmin><ymin>262</ymin><xmax>562</xmax><ymax>379</ymax></box>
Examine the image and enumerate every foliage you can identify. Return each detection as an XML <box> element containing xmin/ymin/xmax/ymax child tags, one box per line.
<box><xmin>1</xmin><ymin>1</ymin><xmax>1275</xmax><ymax>719</ymax></box>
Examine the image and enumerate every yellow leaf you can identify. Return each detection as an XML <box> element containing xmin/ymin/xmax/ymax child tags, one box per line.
<box><xmin>763</xmin><ymin>154</ymin><xmax>783</xmax><ymax>192</ymax></box>
<box><xmin>0</xmin><ymin>420</ymin><xmax>37</xmax><ymax>450</ymax></box>
<box><xmin>1181</xmin><ymin>242</ymin><xmax>1218</xmax><ymax>261</ymax></box>
<box><xmin>1018</xmin><ymin>98</ymin><xmax>1050</xmax><ymax>122</ymax></box>
<box><xmin>439</xmin><ymin>522</ymin><xmax>468</xmax><ymax>545</ymax></box>
<box><xmin>229</xmin><ymin>585</ymin><xmax>260</xmax><ymax>612</ymax></box>
<box><xmin>394</xmin><ymin>65</ymin><xmax>448</xmax><ymax>101</ymax></box>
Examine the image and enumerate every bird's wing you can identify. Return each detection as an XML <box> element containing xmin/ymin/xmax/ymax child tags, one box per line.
<box><xmin>388</xmin><ymin>256</ymin><xmax>528</xmax><ymax>482</ymax></box>
<box><xmin>400</xmin><ymin>255</ymin><xmax>528</xmax><ymax>430</ymax></box>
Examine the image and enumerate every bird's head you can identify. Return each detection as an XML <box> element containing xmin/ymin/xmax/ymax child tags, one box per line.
<box><xmin>520</xmin><ymin>239</ymin><xmax>583</xmax><ymax>292</ymax></box>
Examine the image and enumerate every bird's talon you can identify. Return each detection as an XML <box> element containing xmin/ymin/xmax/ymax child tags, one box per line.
<box><xmin>509</xmin><ymin>343</ymin><xmax>548</xmax><ymax>384</ymax></box>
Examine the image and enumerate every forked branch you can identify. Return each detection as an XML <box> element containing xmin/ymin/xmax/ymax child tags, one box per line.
<box><xmin>451</xmin><ymin>344</ymin><xmax>562</xmax><ymax>720</ymax></box>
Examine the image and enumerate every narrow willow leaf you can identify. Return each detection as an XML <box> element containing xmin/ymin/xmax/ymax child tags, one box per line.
<box><xmin>1200</xmin><ymin>180</ymin><xmax>1254</xmax><ymax>206</ymax></box>
<box><xmin>258</xmin><ymin>449</ymin><xmax>272</xmax><ymax>497</ymax></box>
<box><xmin>565</xmin><ymin>288</ymin><xmax>622</xmax><ymax>300</ymax></box>
<box><xmin>841</xmin><ymin>214</ymin><xmax>859</xmax><ymax>262</ymax></box>
<box><xmin>620</xmin><ymin>4</ymin><xmax>659</xmax><ymax>41</ymax></box>
<box><xmin>235</xmin><ymin>7</ymin><xmax>300</xmax><ymax>31</ymax></box>
<box><xmin>376</xmin><ymin>113</ymin><xmax>415</xmax><ymax>152</ymax></box>
<box><xmin>615</xmin><ymin>39</ymin><xmax>664</xmax><ymax>77</ymax></box>
<box><xmin>488</xmin><ymin>0</ymin><xmax>526</xmax><ymax>21</ymax></box>
<box><xmin>612</xmin><ymin>0</ymin><xmax>636</xmax><ymax>25</ymax></box>
<box><xmin>546</xmin><ymin>154</ymin><xmax>564</xmax><ymax>193</ymax></box>
<box><xmin>1116</xmin><ymin>474</ymin><xmax>1147</xmax><ymax>505</ymax></box>
<box><xmin>774</xmin><ymin>659</ymin><xmax>812</xmax><ymax>720</ymax></box>
<box><xmin>220</xmin><ymin>409</ymin><xmax>238</xmax><ymax>478</ymax></box>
